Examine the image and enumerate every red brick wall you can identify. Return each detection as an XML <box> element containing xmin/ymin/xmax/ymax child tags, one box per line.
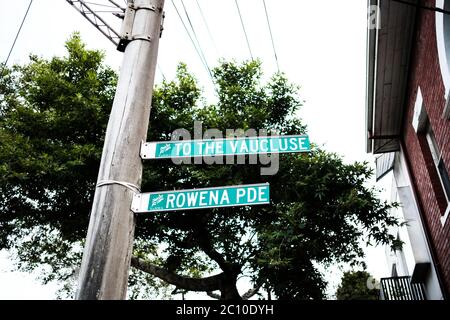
<box><xmin>402</xmin><ymin>0</ymin><xmax>450</xmax><ymax>298</ymax></box>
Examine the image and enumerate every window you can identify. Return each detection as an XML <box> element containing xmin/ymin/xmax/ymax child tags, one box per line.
<box><xmin>413</xmin><ymin>87</ymin><xmax>450</xmax><ymax>221</ymax></box>
<box><xmin>425</xmin><ymin>122</ymin><xmax>450</xmax><ymax>203</ymax></box>
<box><xmin>435</xmin><ymin>0</ymin><xmax>450</xmax><ymax>118</ymax></box>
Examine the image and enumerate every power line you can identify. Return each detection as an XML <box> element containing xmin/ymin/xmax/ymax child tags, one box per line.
<box><xmin>171</xmin><ymin>0</ymin><xmax>207</xmax><ymax>71</ymax></box>
<box><xmin>262</xmin><ymin>0</ymin><xmax>280</xmax><ymax>72</ymax></box>
<box><xmin>157</xmin><ymin>64</ymin><xmax>166</xmax><ymax>81</ymax></box>
<box><xmin>171</xmin><ymin>0</ymin><xmax>214</xmax><ymax>85</ymax></box>
<box><xmin>2</xmin><ymin>0</ymin><xmax>34</xmax><ymax>69</ymax></box>
<box><xmin>106</xmin><ymin>0</ymin><xmax>125</xmax><ymax>10</ymax></box>
<box><xmin>179</xmin><ymin>0</ymin><xmax>214</xmax><ymax>82</ymax></box>
<box><xmin>234</xmin><ymin>0</ymin><xmax>253</xmax><ymax>60</ymax></box>
<box><xmin>195</xmin><ymin>0</ymin><xmax>219</xmax><ymax>58</ymax></box>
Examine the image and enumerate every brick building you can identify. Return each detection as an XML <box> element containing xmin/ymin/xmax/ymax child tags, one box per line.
<box><xmin>366</xmin><ymin>0</ymin><xmax>449</xmax><ymax>299</ymax></box>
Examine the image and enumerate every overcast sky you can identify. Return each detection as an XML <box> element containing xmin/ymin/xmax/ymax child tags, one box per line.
<box><xmin>0</xmin><ymin>0</ymin><xmax>391</xmax><ymax>299</ymax></box>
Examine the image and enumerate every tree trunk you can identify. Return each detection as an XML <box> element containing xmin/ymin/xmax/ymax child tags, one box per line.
<box><xmin>219</xmin><ymin>273</ymin><xmax>242</xmax><ymax>300</ymax></box>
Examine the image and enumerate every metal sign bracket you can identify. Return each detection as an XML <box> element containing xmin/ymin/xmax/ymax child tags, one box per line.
<box><xmin>117</xmin><ymin>1</ymin><xmax>157</xmax><ymax>51</ymax></box>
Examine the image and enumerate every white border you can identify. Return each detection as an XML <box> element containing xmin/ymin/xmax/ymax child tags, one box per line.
<box><xmin>137</xmin><ymin>182</ymin><xmax>270</xmax><ymax>195</ymax></box>
<box><xmin>131</xmin><ymin>183</ymin><xmax>270</xmax><ymax>213</ymax></box>
<box><xmin>141</xmin><ymin>135</ymin><xmax>311</xmax><ymax>159</ymax></box>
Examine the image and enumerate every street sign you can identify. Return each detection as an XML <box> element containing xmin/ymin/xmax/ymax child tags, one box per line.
<box><xmin>131</xmin><ymin>183</ymin><xmax>270</xmax><ymax>213</ymax></box>
<box><xmin>140</xmin><ymin>135</ymin><xmax>310</xmax><ymax>159</ymax></box>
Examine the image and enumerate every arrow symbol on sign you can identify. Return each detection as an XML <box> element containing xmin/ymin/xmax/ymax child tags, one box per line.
<box><xmin>152</xmin><ymin>194</ymin><xmax>164</xmax><ymax>206</ymax></box>
<box><xmin>159</xmin><ymin>144</ymin><xmax>171</xmax><ymax>155</ymax></box>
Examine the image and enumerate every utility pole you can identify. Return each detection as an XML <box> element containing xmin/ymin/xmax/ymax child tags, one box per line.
<box><xmin>76</xmin><ymin>0</ymin><xmax>165</xmax><ymax>300</ymax></box>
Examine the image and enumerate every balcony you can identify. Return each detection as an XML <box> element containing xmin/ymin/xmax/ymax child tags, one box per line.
<box><xmin>380</xmin><ymin>276</ymin><xmax>426</xmax><ymax>300</ymax></box>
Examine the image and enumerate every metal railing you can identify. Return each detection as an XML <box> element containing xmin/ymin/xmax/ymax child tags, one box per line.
<box><xmin>380</xmin><ymin>276</ymin><xmax>426</xmax><ymax>300</ymax></box>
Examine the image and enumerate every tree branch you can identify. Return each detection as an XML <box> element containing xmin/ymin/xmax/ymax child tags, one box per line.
<box><xmin>201</xmin><ymin>244</ymin><xmax>231</xmax><ymax>272</ymax></box>
<box><xmin>194</xmin><ymin>227</ymin><xmax>239</xmax><ymax>274</ymax></box>
<box><xmin>206</xmin><ymin>291</ymin><xmax>221</xmax><ymax>299</ymax></box>
<box><xmin>131</xmin><ymin>256</ymin><xmax>223</xmax><ymax>292</ymax></box>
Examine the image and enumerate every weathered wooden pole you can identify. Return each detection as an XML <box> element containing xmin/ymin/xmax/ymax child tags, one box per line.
<box><xmin>76</xmin><ymin>0</ymin><xmax>165</xmax><ymax>300</ymax></box>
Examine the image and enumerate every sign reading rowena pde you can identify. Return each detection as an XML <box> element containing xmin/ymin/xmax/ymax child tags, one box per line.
<box><xmin>140</xmin><ymin>135</ymin><xmax>310</xmax><ymax>159</ymax></box>
<box><xmin>131</xmin><ymin>183</ymin><xmax>270</xmax><ymax>213</ymax></box>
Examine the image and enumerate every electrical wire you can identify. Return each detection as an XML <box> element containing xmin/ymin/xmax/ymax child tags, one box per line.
<box><xmin>106</xmin><ymin>0</ymin><xmax>125</xmax><ymax>10</ymax></box>
<box><xmin>179</xmin><ymin>0</ymin><xmax>214</xmax><ymax>83</ymax></box>
<box><xmin>2</xmin><ymin>0</ymin><xmax>34</xmax><ymax>70</ymax></box>
<box><xmin>157</xmin><ymin>64</ymin><xmax>166</xmax><ymax>81</ymax></box>
<box><xmin>234</xmin><ymin>0</ymin><xmax>253</xmax><ymax>60</ymax></box>
<box><xmin>262</xmin><ymin>0</ymin><xmax>280</xmax><ymax>72</ymax></box>
<box><xmin>171</xmin><ymin>0</ymin><xmax>214</xmax><ymax>86</ymax></box>
<box><xmin>195</xmin><ymin>0</ymin><xmax>219</xmax><ymax>58</ymax></box>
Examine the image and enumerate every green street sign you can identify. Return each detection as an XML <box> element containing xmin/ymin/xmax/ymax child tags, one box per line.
<box><xmin>131</xmin><ymin>183</ymin><xmax>270</xmax><ymax>213</ymax></box>
<box><xmin>140</xmin><ymin>135</ymin><xmax>310</xmax><ymax>159</ymax></box>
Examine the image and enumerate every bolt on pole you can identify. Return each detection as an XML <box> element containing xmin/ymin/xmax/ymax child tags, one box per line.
<box><xmin>76</xmin><ymin>0</ymin><xmax>165</xmax><ymax>300</ymax></box>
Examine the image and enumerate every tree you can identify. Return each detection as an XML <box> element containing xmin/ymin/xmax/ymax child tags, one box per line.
<box><xmin>336</xmin><ymin>271</ymin><xmax>379</xmax><ymax>300</ymax></box>
<box><xmin>0</xmin><ymin>34</ymin><xmax>115</xmax><ymax>289</ymax></box>
<box><xmin>0</xmin><ymin>35</ymin><xmax>402</xmax><ymax>299</ymax></box>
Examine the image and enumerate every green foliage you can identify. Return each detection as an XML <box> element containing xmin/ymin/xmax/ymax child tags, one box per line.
<box><xmin>336</xmin><ymin>270</ymin><xmax>379</xmax><ymax>300</ymax></box>
<box><xmin>0</xmin><ymin>36</ymin><xmax>402</xmax><ymax>299</ymax></box>
<box><xmin>0</xmin><ymin>33</ymin><xmax>116</xmax><ymax>247</ymax></box>
<box><xmin>0</xmin><ymin>33</ymin><xmax>117</xmax><ymax>297</ymax></box>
